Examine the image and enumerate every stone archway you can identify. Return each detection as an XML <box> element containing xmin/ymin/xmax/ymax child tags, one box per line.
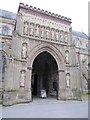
<box><xmin>31</xmin><ymin>51</ymin><xmax>59</xmax><ymax>99</ymax></box>
<box><xmin>27</xmin><ymin>43</ymin><xmax>65</xmax><ymax>101</ymax></box>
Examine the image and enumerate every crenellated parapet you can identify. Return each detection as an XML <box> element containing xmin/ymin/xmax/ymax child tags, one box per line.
<box><xmin>15</xmin><ymin>3</ymin><xmax>72</xmax><ymax>45</ymax></box>
<box><xmin>18</xmin><ymin>2</ymin><xmax>71</xmax><ymax>23</ymax></box>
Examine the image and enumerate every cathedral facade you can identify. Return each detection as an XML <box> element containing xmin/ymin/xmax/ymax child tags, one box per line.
<box><xmin>0</xmin><ymin>3</ymin><xmax>88</xmax><ymax>106</ymax></box>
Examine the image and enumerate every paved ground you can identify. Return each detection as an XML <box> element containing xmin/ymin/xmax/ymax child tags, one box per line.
<box><xmin>1</xmin><ymin>98</ymin><xmax>88</xmax><ymax>118</ymax></box>
<box><xmin>0</xmin><ymin>106</ymin><xmax>2</xmax><ymax>120</ymax></box>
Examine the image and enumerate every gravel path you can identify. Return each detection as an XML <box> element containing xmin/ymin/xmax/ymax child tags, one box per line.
<box><xmin>1</xmin><ymin>98</ymin><xmax>88</xmax><ymax>118</ymax></box>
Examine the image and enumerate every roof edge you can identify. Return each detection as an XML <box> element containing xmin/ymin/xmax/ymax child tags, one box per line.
<box><xmin>18</xmin><ymin>2</ymin><xmax>72</xmax><ymax>23</ymax></box>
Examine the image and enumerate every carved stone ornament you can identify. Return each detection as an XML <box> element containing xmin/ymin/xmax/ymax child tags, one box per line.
<box><xmin>23</xmin><ymin>22</ymin><xmax>28</xmax><ymax>35</ymax></box>
<box><xmin>20</xmin><ymin>70</ymin><xmax>26</xmax><ymax>87</ymax></box>
<box><xmin>22</xmin><ymin>43</ymin><xmax>27</xmax><ymax>59</ymax></box>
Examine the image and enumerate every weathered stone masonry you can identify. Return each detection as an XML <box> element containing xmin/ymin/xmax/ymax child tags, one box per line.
<box><xmin>0</xmin><ymin>3</ymin><xmax>88</xmax><ymax>106</ymax></box>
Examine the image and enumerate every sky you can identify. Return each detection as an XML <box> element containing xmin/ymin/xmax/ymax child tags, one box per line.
<box><xmin>0</xmin><ymin>0</ymin><xmax>89</xmax><ymax>35</ymax></box>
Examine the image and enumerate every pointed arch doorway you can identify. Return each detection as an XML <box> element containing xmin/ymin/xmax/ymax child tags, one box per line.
<box><xmin>31</xmin><ymin>51</ymin><xmax>59</xmax><ymax>99</ymax></box>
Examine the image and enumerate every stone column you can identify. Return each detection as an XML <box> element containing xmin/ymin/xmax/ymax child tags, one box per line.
<box><xmin>16</xmin><ymin>13</ymin><xmax>23</xmax><ymax>35</ymax></box>
<box><xmin>25</xmin><ymin>67</ymin><xmax>32</xmax><ymax>101</ymax></box>
<box><xmin>58</xmin><ymin>70</ymin><xmax>66</xmax><ymax>100</ymax></box>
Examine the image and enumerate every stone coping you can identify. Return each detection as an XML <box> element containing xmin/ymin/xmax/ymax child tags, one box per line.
<box><xmin>19</xmin><ymin>2</ymin><xmax>71</xmax><ymax>23</ymax></box>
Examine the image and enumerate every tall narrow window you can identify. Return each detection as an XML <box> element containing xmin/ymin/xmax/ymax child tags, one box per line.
<box><xmin>60</xmin><ymin>31</ymin><xmax>63</xmax><ymax>41</ymax></box>
<box><xmin>2</xmin><ymin>26</ymin><xmax>9</xmax><ymax>35</ymax></box>
<box><xmin>51</xmin><ymin>28</ymin><xmax>55</xmax><ymax>40</ymax></box>
<box><xmin>55</xmin><ymin>30</ymin><xmax>59</xmax><ymax>41</ymax></box>
<box><xmin>41</xmin><ymin>26</ymin><xmax>45</xmax><ymax>38</ymax></box>
<box><xmin>46</xmin><ymin>27</ymin><xmax>50</xmax><ymax>39</ymax></box>
<box><xmin>64</xmin><ymin>32</ymin><xmax>68</xmax><ymax>42</ymax></box>
<box><xmin>35</xmin><ymin>24</ymin><xmax>40</xmax><ymax>37</ymax></box>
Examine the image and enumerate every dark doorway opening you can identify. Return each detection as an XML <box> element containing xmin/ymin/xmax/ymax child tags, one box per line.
<box><xmin>31</xmin><ymin>51</ymin><xmax>59</xmax><ymax>99</ymax></box>
<box><xmin>32</xmin><ymin>73</ymin><xmax>38</xmax><ymax>96</ymax></box>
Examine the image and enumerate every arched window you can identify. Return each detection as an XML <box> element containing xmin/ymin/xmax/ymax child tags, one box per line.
<box><xmin>60</xmin><ymin>31</ymin><xmax>63</xmax><ymax>41</ymax></box>
<box><xmin>55</xmin><ymin>29</ymin><xmax>59</xmax><ymax>41</ymax></box>
<box><xmin>65</xmin><ymin>50</ymin><xmax>69</xmax><ymax>64</ymax></box>
<box><xmin>64</xmin><ymin>32</ymin><xmax>68</xmax><ymax>42</ymax></box>
<box><xmin>46</xmin><ymin>27</ymin><xmax>50</xmax><ymax>39</ymax></box>
<box><xmin>66</xmin><ymin>73</ymin><xmax>70</xmax><ymax>88</ymax></box>
<box><xmin>40</xmin><ymin>26</ymin><xmax>45</xmax><ymax>38</ymax></box>
<box><xmin>35</xmin><ymin>24</ymin><xmax>40</xmax><ymax>37</ymax></box>
<box><xmin>21</xmin><ymin>43</ymin><xmax>27</xmax><ymax>59</ymax></box>
<box><xmin>76</xmin><ymin>41</ymin><xmax>80</xmax><ymax>48</ymax></box>
<box><xmin>20</xmin><ymin>70</ymin><xmax>26</xmax><ymax>87</ymax></box>
<box><xmin>2</xmin><ymin>26</ymin><xmax>10</xmax><ymax>35</ymax></box>
<box><xmin>51</xmin><ymin>28</ymin><xmax>55</xmax><ymax>40</ymax></box>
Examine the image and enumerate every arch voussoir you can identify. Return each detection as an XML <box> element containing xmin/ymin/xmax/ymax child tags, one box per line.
<box><xmin>27</xmin><ymin>43</ymin><xmax>64</xmax><ymax>71</ymax></box>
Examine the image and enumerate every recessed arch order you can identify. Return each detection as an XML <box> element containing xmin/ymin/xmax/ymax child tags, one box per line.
<box><xmin>27</xmin><ymin>43</ymin><xmax>64</xmax><ymax>71</ymax></box>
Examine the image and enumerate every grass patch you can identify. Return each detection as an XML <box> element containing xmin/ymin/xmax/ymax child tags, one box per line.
<box><xmin>81</xmin><ymin>93</ymin><xmax>90</xmax><ymax>97</ymax></box>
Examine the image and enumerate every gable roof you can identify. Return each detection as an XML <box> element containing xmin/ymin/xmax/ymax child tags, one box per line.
<box><xmin>0</xmin><ymin>9</ymin><xmax>16</xmax><ymax>20</ymax></box>
<box><xmin>72</xmin><ymin>30</ymin><xmax>88</xmax><ymax>39</ymax></box>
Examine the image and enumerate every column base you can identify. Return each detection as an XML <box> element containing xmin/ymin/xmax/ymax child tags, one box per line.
<box><xmin>3</xmin><ymin>89</ymin><xmax>32</xmax><ymax>106</ymax></box>
<box><xmin>57</xmin><ymin>88</ymin><xmax>82</xmax><ymax>100</ymax></box>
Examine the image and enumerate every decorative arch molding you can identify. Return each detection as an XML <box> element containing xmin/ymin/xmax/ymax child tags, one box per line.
<box><xmin>27</xmin><ymin>43</ymin><xmax>65</xmax><ymax>71</ymax></box>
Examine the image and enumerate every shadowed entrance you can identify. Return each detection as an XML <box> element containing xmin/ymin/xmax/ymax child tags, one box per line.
<box><xmin>31</xmin><ymin>51</ymin><xmax>59</xmax><ymax>99</ymax></box>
